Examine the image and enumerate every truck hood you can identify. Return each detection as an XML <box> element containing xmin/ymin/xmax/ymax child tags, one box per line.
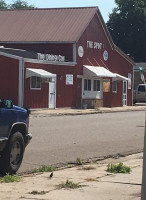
<box><xmin>13</xmin><ymin>105</ymin><xmax>28</xmax><ymax>113</ymax></box>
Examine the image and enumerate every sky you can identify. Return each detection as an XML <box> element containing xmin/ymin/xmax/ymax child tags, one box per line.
<box><xmin>4</xmin><ymin>0</ymin><xmax>116</xmax><ymax>22</ymax></box>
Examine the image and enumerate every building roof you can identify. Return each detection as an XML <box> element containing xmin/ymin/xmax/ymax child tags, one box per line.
<box><xmin>0</xmin><ymin>46</ymin><xmax>37</xmax><ymax>58</ymax></box>
<box><xmin>0</xmin><ymin>7</ymin><xmax>98</xmax><ymax>43</ymax></box>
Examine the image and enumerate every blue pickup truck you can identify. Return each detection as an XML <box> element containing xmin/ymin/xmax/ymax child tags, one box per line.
<box><xmin>0</xmin><ymin>99</ymin><xmax>32</xmax><ymax>174</ymax></box>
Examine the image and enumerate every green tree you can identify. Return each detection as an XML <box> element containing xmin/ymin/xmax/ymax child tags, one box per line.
<box><xmin>107</xmin><ymin>0</ymin><xmax>146</xmax><ymax>62</ymax></box>
<box><xmin>9</xmin><ymin>0</ymin><xmax>35</xmax><ymax>9</ymax></box>
<box><xmin>0</xmin><ymin>0</ymin><xmax>8</xmax><ymax>9</ymax></box>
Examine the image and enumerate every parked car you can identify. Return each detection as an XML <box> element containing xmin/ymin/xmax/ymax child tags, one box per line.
<box><xmin>133</xmin><ymin>84</ymin><xmax>146</xmax><ymax>103</ymax></box>
<box><xmin>0</xmin><ymin>99</ymin><xmax>32</xmax><ymax>174</ymax></box>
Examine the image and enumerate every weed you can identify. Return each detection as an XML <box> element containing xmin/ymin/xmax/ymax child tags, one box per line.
<box><xmin>76</xmin><ymin>157</ymin><xmax>83</xmax><ymax>165</ymax></box>
<box><xmin>34</xmin><ymin>165</ymin><xmax>56</xmax><ymax>173</ymax></box>
<box><xmin>0</xmin><ymin>174</ymin><xmax>22</xmax><ymax>183</ymax></box>
<box><xmin>57</xmin><ymin>179</ymin><xmax>84</xmax><ymax>189</ymax></box>
<box><xmin>67</xmin><ymin>164</ymin><xmax>73</xmax><ymax>168</ymax></box>
<box><xmin>85</xmin><ymin>178</ymin><xmax>97</xmax><ymax>182</ymax></box>
<box><xmin>107</xmin><ymin>163</ymin><xmax>131</xmax><ymax>174</ymax></box>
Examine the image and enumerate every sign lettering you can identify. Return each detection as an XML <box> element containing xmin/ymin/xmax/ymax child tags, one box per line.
<box><xmin>87</xmin><ymin>41</ymin><xmax>103</xmax><ymax>50</ymax></box>
<box><xmin>38</xmin><ymin>53</ymin><xmax>65</xmax><ymax>62</ymax></box>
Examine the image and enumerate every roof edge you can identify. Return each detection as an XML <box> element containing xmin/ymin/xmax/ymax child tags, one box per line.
<box><xmin>0</xmin><ymin>41</ymin><xmax>75</xmax><ymax>44</ymax></box>
<box><xmin>96</xmin><ymin>9</ymin><xmax>115</xmax><ymax>50</ymax></box>
<box><xmin>0</xmin><ymin>50</ymin><xmax>22</xmax><ymax>60</ymax></box>
<box><xmin>115</xmin><ymin>46</ymin><xmax>136</xmax><ymax>66</ymax></box>
<box><xmin>0</xmin><ymin>6</ymin><xmax>98</xmax><ymax>12</ymax></box>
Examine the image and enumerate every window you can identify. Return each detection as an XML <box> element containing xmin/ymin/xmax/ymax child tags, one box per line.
<box><xmin>93</xmin><ymin>80</ymin><xmax>100</xmax><ymax>91</ymax></box>
<box><xmin>84</xmin><ymin>79</ymin><xmax>91</xmax><ymax>91</ymax></box>
<box><xmin>138</xmin><ymin>85</ymin><xmax>145</xmax><ymax>92</ymax></box>
<box><xmin>112</xmin><ymin>81</ymin><xmax>117</xmax><ymax>92</ymax></box>
<box><xmin>31</xmin><ymin>76</ymin><xmax>41</xmax><ymax>89</ymax></box>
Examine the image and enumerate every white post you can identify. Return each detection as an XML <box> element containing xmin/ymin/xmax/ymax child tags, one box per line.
<box><xmin>141</xmin><ymin>114</ymin><xmax>146</xmax><ymax>200</ymax></box>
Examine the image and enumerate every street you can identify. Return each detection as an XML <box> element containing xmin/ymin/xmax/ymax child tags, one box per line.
<box><xmin>19</xmin><ymin>111</ymin><xmax>145</xmax><ymax>173</ymax></box>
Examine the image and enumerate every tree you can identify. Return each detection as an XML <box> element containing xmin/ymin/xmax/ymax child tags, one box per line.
<box><xmin>9</xmin><ymin>0</ymin><xmax>35</xmax><ymax>9</ymax></box>
<box><xmin>107</xmin><ymin>0</ymin><xmax>146</xmax><ymax>62</ymax></box>
<box><xmin>0</xmin><ymin>0</ymin><xmax>8</xmax><ymax>9</ymax></box>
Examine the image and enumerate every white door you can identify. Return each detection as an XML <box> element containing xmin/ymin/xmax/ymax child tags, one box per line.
<box><xmin>49</xmin><ymin>79</ymin><xmax>56</xmax><ymax>108</ymax></box>
<box><xmin>123</xmin><ymin>81</ymin><xmax>127</xmax><ymax>106</ymax></box>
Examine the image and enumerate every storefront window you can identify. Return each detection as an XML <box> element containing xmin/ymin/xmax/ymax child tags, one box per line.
<box><xmin>31</xmin><ymin>76</ymin><xmax>41</xmax><ymax>89</ymax></box>
<box><xmin>112</xmin><ymin>81</ymin><xmax>117</xmax><ymax>92</ymax></box>
<box><xmin>84</xmin><ymin>79</ymin><xmax>91</xmax><ymax>91</ymax></box>
<box><xmin>93</xmin><ymin>80</ymin><xmax>100</xmax><ymax>91</ymax></box>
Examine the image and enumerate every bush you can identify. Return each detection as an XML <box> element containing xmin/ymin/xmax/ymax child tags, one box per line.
<box><xmin>107</xmin><ymin>163</ymin><xmax>131</xmax><ymax>174</ymax></box>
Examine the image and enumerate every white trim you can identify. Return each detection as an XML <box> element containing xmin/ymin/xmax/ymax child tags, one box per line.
<box><xmin>96</xmin><ymin>12</ymin><xmax>114</xmax><ymax>50</ymax></box>
<box><xmin>0</xmin><ymin>51</ymin><xmax>22</xmax><ymax>60</ymax></box>
<box><xmin>112</xmin><ymin>81</ymin><xmax>117</xmax><ymax>93</ymax></box>
<box><xmin>0</xmin><ymin>50</ymin><xmax>77</xmax><ymax>66</ymax></box>
<box><xmin>30</xmin><ymin>76</ymin><xmax>42</xmax><ymax>90</ymax></box>
<box><xmin>18</xmin><ymin>59</ymin><xmax>24</xmax><ymax>107</ymax></box>
<box><xmin>26</xmin><ymin>68</ymin><xmax>56</xmax><ymax>79</ymax></box>
<box><xmin>115</xmin><ymin>48</ymin><xmax>135</xmax><ymax>66</ymax></box>
<box><xmin>24</xmin><ymin>58</ymin><xmax>76</xmax><ymax>66</ymax></box>
<box><xmin>73</xmin><ymin>43</ymin><xmax>76</xmax><ymax>63</ymax></box>
<box><xmin>123</xmin><ymin>80</ymin><xmax>127</xmax><ymax>106</ymax></box>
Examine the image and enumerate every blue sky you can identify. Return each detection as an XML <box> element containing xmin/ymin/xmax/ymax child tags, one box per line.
<box><xmin>5</xmin><ymin>0</ymin><xmax>116</xmax><ymax>22</ymax></box>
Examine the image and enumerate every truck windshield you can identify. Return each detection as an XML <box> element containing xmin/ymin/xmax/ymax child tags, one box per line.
<box><xmin>138</xmin><ymin>86</ymin><xmax>146</xmax><ymax>92</ymax></box>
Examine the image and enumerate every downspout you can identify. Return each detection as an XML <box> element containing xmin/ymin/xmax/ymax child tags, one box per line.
<box><xmin>132</xmin><ymin>65</ymin><xmax>134</xmax><ymax>106</ymax></box>
<box><xmin>18</xmin><ymin>58</ymin><xmax>24</xmax><ymax>107</ymax></box>
<box><xmin>73</xmin><ymin>43</ymin><xmax>76</xmax><ymax>63</ymax></box>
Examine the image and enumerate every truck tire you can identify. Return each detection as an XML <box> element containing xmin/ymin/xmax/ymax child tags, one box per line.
<box><xmin>0</xmin><ymin>132</ymin><xmax>25</xmax><ymax>175</ymax></box>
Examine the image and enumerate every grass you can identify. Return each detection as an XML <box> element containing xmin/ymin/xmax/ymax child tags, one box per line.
<box><xmin>34</xmin><ymin>165</ymin><xmax>57</xmax><ymax>173</ymax></box>
<box><xmin>0</xmin><ymin>174</ymin><xmax>22</xmax><ymax>183</ymax></box>
<box><xmin>57</xmin><ymin>179</ymin><xmax>84</xmax><ymax>189</ymax></box>
<box><xmin>107</xmin><ymin>163</ymin><xmax>131</xmax><ymax>174</ymax></box>
<box><xmin>76</xmin><ymin>157</ymin><xmax>83</xmax><ymax>165</ymax></box>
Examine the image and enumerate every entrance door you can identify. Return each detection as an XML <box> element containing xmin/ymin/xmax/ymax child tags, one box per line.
<box><xmin>123</xmin><ymin>81</ymin><xmax>127</xmax><ymax>106</ymax></box>
<box><xmin>49</xmin><ymin>79</ymin><xmax>56</xmax><ymax>108</ymax></box>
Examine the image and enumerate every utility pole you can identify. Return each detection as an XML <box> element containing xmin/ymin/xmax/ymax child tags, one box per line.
<box><xmin>141</xmin><ymin>114</ymin><xmax>146</xmax><ymax>200</ymax></box>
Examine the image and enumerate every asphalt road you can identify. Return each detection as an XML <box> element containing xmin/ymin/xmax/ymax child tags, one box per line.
<box><xmin>19</xmin><ymin>111</ymin><xmax>145</xmax><ymax>173</ymax></box>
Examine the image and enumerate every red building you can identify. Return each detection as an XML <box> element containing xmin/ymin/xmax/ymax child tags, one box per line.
<box><xmin>0</xmin><ymin>7</ymin><xmax>135</xmax><ymax>108</ymax></box>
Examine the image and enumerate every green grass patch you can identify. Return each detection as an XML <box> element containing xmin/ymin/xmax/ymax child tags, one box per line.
<box><xmin>57</xmin><ymin>179</ymin><xmax>84</xmax><ymax>189</ymax></box>
<box><xmin>34</xmin><ymin>165</ymin><xmax>57</xmax><ymax>173</ymax></box>
<box><xmin>76</xmin><ymin>157</ymin><xmax>83</xmax><ymax>165</ymax></box>
<box><xmin>107</xmin><ymin>163</ymin><xmax>131</xmax><ymax>174</ymax></box>
<box><xmin>0</xmin><ymin>174</ymin><xmax>22</xmax><ymax>183</ymax></box>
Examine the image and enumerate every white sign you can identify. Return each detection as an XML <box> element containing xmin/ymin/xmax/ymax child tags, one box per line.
<box><xmin>66</xmin><ymin>74</ymin><xmax>73</xmax><ymax>85</ymax></box>
<box><xmin>103</xmin><ymin>50</ymin><xmax>108</xmax><ymax>61</ymax></box>
<box><xmin>38</xmin><ymin>53</ymin><xmax>65</xmax><ymax>62</ymax></box>
<box><xmin>128</xmin><ymin>73</ymin><xmax>132</xmax><ymax>89</ymax></box>
<box><xmin>78</xmin><ymin>46</ymin><xmax>84</xmax><ymax>57</ymax></box>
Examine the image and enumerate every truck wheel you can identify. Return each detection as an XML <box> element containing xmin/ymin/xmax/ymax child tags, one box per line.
<box><xmin>0</xmin><ymin>132</ymin><xmax>25</xmax><ymax>175</ymax></box>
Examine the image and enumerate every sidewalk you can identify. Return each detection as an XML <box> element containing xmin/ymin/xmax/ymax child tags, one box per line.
<box><xmin>0</xmin><ymin>153</ymin><xmax>142</xmax><ymax>200</ymax></box>
<box><xmin>30</xmin><ymin>105</ymin><xmax>146</xmax><ymax>116</ymax></box>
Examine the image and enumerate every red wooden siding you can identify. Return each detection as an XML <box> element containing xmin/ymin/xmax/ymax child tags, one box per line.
<box><xmin>24</xmin><ymin>62</ymin><xmax>76</xmax><ymax>108</ymax></box>
<box><xmin>76</xmin><ymin>14</ymin><xmax>133</xmax><ymax>107</ymax></box>
<box><xmin>0</xmin><ymin>55</ymin><xmax>19</xmax><ymax>105</ymax></box>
